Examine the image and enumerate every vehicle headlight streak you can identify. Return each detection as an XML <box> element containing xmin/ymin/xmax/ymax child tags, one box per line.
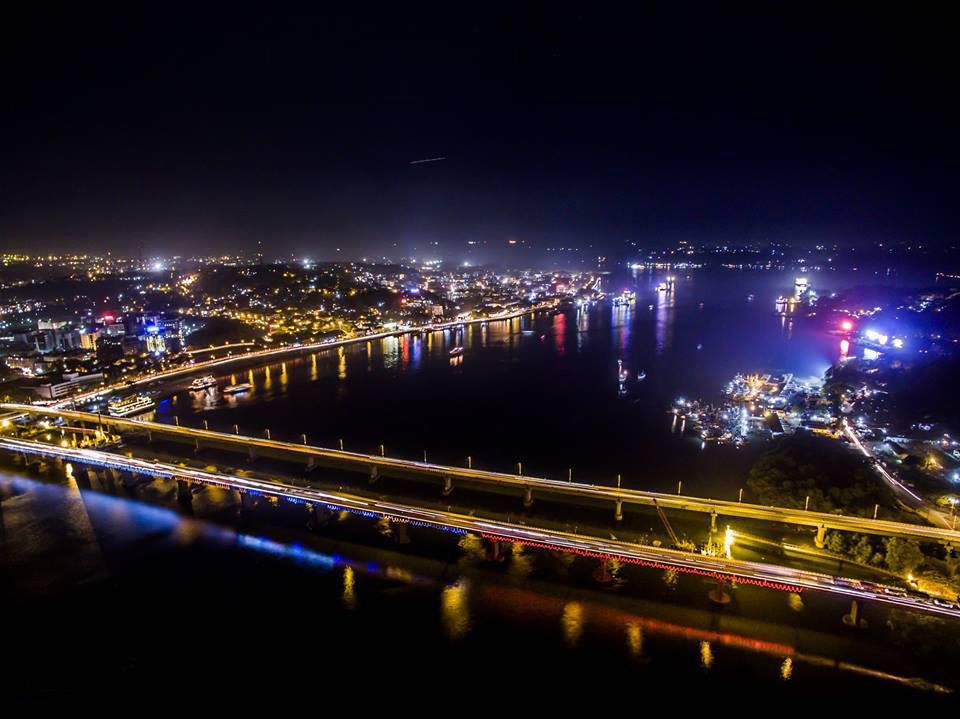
<box><xmin>3</xmin><ymin>435</ymin><xmax>959</xmax><ymax>619</ymax></box>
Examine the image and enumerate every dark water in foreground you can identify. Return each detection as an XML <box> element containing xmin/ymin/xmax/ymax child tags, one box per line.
<box><xmin>4</xmin><ymin>269</ymin><xmax>958</xmax><ymax>705</ymax></box>
<box><xmin>2</xmin><ymin>467</ymin><xmax>958</xmax><ymax>706</ymax></box>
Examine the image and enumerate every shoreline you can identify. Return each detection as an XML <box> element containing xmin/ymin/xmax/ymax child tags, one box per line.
<box><xmin>55</xmin><ymin>301</ymin><xmax>560</xmax><ymax>407</ymax></box>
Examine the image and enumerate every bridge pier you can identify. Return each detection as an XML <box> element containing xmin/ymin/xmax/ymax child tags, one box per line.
<box><xmin>592</xmin><ymin>558</ymin><xmax>614</xmax><ymax>583</ymax></box>
<box><xmin>815</xmin><ymin>524</ymin><xmax>827</xmax><ymax>549</ymax></box>
<box><xmin>522</xmin><ymin>487</ymin><xmax>533</xmax><ymax>509</ymax></box>
<box><xmin>176</xmin><ymin>478</ymin><xmax>192</xmax><ymax>503</ymax></box>
<box><xmin>369</xmin><ymin>465</ymin><xmax>379</xmax><ymax>484</ymax></box>
<box><xmin>708</xmin><ymin>578</ymin><xmax>732</xmax><ymax>605</ymax></box>
<box><xmin>306</xmin><ymin>456</ymin><xmax>317</xmax><ymax>472</ymax></box>
<box><xmin>391</xmin><ymin>519</ymin><xmax>410</xmax><ymax>545</ymax></box>
<box><xmin>238</xmin><ymin>491</ymin><xmax>255</xmax><ymax>519</ymax></box>
<box><xmin>614</xmin><ymin>499</ymin><xmax>623</xmax><ymax>522</ymax></box>
<box><xmin>710</xmin><ymin>508</ymin><xmax>718</xmax><ymax>533</ymax></box>
<box><xmin>842</xmin><ymin>599</ymin><xmax>868</xmax><ymax>628</ymax></box>
<box><xmin>97</xmin><ymin>468</ymin><xmax>116</xmax><ymax>491</ymax></box>
<box><xmin>120</xmin><ymin>471</ymin><xmax>139</xmax><ymax>490</ymax></box>
<box><xmin>442</xmin><ymin>476</ymin><xmax>454</xmax><ymax>496</ymax></box>
<box><xmin>73</xmin><ymin>465</ymin><xmax>91</xmax><ymax>489</ymax></box>
<box><xmin>306</xmin><ymin>504</ymin><xmax>330</xmax><ymax>530</ymax></box>
<box><xmin>486</xmin><ymin>537</ymin><xmax>505</xmax><ymax>562</ymax></box>
<box><xmin>247</xmin><ymin>446</ymin><xmax>257</xmax><ymax>463</ymax></box>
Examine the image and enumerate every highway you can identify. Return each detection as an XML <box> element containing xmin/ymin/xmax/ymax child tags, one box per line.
<box><xmin>2</xmin><ymin>434</ymin><xmax>958</xmax><ymax>619</ymax></box>
<box><xmin>842</xmin><ymin>420</ymin><xmax>955</xmax><ymax>530</ymax></box>
<box><xmin>6</xmin><ymin>403</ymin><xmax>960</xmax><ymax>545</ymax></box>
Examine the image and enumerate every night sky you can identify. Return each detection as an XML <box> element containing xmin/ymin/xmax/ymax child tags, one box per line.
<box><xmin>2</xmin><ymin>3</ymin><xmax>957</xmax><ymax>261</ymax></box>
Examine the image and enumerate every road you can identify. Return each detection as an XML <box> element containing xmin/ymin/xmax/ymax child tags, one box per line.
<box><xmin>7</xmin><ymin>403</ymin><xmax>960</xmax><ymax>545</ymax></box>
<box><xmin>45</xmin><ymin>303</ymin><xmax>556</xmax><ymax>409</ymax></box>
<box><xmin>2</xmin><ymin>435</ymin><xmax>957</xmax><ymax>619</ymax></box>
<box><xmin>842</xmin><ymin>420</ymin><xmax>955</xmax><ymax>530</ymax></box>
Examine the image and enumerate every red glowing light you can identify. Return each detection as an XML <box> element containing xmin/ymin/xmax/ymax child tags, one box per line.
<box><xmin>840</xmin><ymin>339</ymin><xmax>850</xmax><ymax>355</ymax></box>
<box><xmin>841</xmin><ymin>320</ymin><xmax>853</xmax><ymax>332</ymax></box>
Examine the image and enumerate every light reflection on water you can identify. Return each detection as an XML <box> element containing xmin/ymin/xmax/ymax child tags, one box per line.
<box><xmin>561</xmin><ymin>601</ymin><xmax>584</xmax><ymax>647</ymax></box>
<box><xmin>151</xmin><ymin>270</ymin><xmax>853</xmax><ymax>499</ymax></box>
<box><xmin>441</xmin><ymin>579</ymin><xmax>470</xmax><ymax>640</ymax></box>
<box><xmin>0</xmin><ymin>469</ymin><xmax>956</xmax><ymax>699</ymax></box>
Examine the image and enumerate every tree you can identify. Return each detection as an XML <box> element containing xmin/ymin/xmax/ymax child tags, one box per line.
<box><xmin>825</xmin><ymin>531</ymin><xmax>848</xmax><ymax>554</ymax></box>
<box><xmin>884</xmin><ymin>538</ymin><xmax>925</xmax><ymax>577</ymax></box>
<box><xmin>851</xmin><ymin>535</ymin><xmax>881</xmax><ymax>566</ymax></box>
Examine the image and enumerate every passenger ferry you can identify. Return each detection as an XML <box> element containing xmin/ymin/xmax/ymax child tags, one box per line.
<box><xmin>107</xmin><ymin>393</ymin><xmax>155</xmax><ymax>417</ymax></box>
<box><xmin>189</xmin><ymin>375</ymin><xmax>217</xmax><ymax>391</ymax></box>
<box><xmin>448</xmin><ymin>346</ymin><xmax>464</xmax><ymax>357</ymax></box>
<box><xmin>223</xmin><ymin>382</ymin><xmax>252</xmax><ymax>395</ymax></box>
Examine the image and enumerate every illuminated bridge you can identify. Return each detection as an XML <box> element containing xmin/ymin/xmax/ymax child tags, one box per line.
<box><xmin>2</xmin><ymin>434</ymin><xmax>958</xmax><ymax>620</ymax></box>
<box><xmin>5</xmin><ymin>403</ymin><xmax>960</xmax><ymax>548</ymax></box>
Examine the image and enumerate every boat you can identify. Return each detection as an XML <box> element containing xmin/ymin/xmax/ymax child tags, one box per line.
<box><xmin>637</xmin><ymin>370</ymin><xmax>646</xmax><ymax>381</ymax></box>
<box><xmin>189</xmin><ymin>375</ymin><xmax>217</xmax><ymax>390</ymax></box>
<box><xmin>107</xmin><ymin>393</ymin><xmax>155</xmax><ymax>417</ymax></box>
<box><xmin>223</xmin><ymin>383</ymin><xmax>252</xmax><ymax>395</ymax></box>
<box><xmin>449</xmin><ymin>346</ymin><xmax>464</xmax><ymax>357</ymax></box>
<box><xmin>617</xmin><ymin>359</ymin><xmax>629</xmax><ymax>383</ymax></box>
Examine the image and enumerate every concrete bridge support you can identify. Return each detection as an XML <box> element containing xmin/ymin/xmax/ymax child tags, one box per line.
<box><xmin>306</xmin><ymin>456</ymin><xmax>317</xmax><ymax>472</ymax></box>
<box><xmin>592</xmin><ymin>558</ymin><xmax>614</xmax><ymax>583</ymax></box>
<box><xmin>815</xmin><ymin>524</ymin><xmax>827</xmax><ymax>549</ymax></box>
<box><xmin>73</xmin><ymin>465</ymin><xmax>92</xmax><ymax>489</ymax></box>
<box><xmin>369</xmin><ymin>465</ymin><xmax>379</xmax><ymax>484</ymax></box>
<box><xmin>97</xmin><ymin>468</ymin><xmax>116</xmax><ymax>491</ymax></box>
<box><xmin>708</xmin><ymin>579</ymin><xmax>732</xmax><ymax>605</ymax></box>
<box><xmin>306</xmin><ymin>504</ymin><xmax>330</xmax><ymax>530</ymax></box>
<box><xmin>176</xmin><ymin>478</ymin><xmax>192</xmax><ymax>503</ymax></box>
<box><xmin>391</xmin><ymin>519</ymin><xmax>410</xmax><ymax>544</ymax></box>
<box><xmin>614</xmin><ymin>499</ymin><xmax>623</xmax><ymax>522</ymax></box>
<box><xmin>120</xmin><ymin>471</ymin><xmax>139</xmax><ymax>490</ymax></box>
<box><xmin>522</xmin><ymin>487</ymin><xmax>533</xmax><ymax>509</ymax></box>
<box><xmin>238</xmin><ymin>491</ymin><xmax>256</xmax><ymax>519</ymax></box>
<box><xmin>486</xmin><ymin>538</ymin><xmax>505</xmax><ymax>562</ymax></box>
<box><xmin>442</xmin><ymin>476</ymin><xmax>454</xmax><ymax>496</ymax></box>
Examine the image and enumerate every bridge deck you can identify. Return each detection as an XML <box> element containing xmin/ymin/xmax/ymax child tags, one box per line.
<box><xmin>3</xmin><ymin>434</ymin><xmax>959</xmax><ymax>620</ymax></box>
<box><xmin>5</xmin><ymin>403</ymin><xmax>959</xmax><ymax>545</ymax></box>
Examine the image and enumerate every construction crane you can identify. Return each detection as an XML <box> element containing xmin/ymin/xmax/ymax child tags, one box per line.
<box><xmin>653</xmin><ymin>498</ymin><xmax>695</xmax><ymax>551</ymax></box>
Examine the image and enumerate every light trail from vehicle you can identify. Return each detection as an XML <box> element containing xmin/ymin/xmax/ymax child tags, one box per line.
<box><xmin>2</xmin><ymin>435</ymin><xmax>958</xmax><ymax>620</ymax></box>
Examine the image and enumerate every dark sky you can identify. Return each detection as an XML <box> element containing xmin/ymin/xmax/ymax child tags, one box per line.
<box><xmin>2</xmin><ymin>3</ymin><xmax>958</xmax><ymax>261</ymax></box>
